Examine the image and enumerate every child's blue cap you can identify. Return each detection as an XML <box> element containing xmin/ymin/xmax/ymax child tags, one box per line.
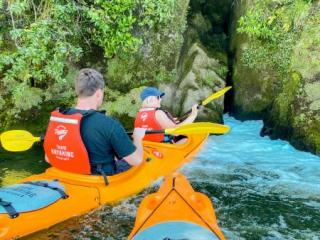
<box><xmin>140</xmin><ymin>87</ymin><xmax>165</xmax><ymax>101</ymax></box>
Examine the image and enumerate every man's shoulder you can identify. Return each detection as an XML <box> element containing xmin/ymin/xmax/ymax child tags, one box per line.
<box><xmin>89</xmin><ymin>111</ymin><xmax>119</xmax><ymax>125</ymax></box>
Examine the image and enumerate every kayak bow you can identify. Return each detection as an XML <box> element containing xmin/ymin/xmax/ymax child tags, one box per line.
<box><xmin>129</xmin><ymin>173</ymin><xmax>225</xmax><ymax>240</ymax></box>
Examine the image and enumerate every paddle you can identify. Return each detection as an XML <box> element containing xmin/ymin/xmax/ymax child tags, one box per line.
<box><xmin>1</xmin><ymin>122</ymin><xmax>230</xmax><ymax>152</ymax></box>
<box><xmin>178</xmin><ymin>86</ymin><xmax>232</xmax><ymax>122</ymax></box>
<box><xmin>0</xmin><ymin>130</ymin><xmax>42</xmax><ymax>152</ymax></box>
<box><xmin>127</xmin><ymin>122</ymin><xmax>230</xmax><ymax>136</ymax></box>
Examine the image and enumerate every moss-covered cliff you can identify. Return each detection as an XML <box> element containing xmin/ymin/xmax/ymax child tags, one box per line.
<box><xmin>159</xmin><ymin>0</ymin><xmax>232</xmax><ymax>123</ymax></box>
<box><xmin>230</xmin><ymin>0</ymin><xmax>320</xmax><ymax>155</ymax></box>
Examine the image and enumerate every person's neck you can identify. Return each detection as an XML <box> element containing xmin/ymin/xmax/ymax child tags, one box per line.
<box><xmin>75</xmin><ymin>98</ymin><xmax>98</xmax><ymax>110</ymax></box>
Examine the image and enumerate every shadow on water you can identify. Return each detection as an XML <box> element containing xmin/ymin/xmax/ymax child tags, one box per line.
<box><xmin>0</xmin><ymin>145</ymin><xmax>49</xmax><ymax>186</ymax></box>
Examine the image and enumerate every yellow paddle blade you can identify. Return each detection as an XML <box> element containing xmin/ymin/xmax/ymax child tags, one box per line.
<box><xmin>201</xmin><ymin>86</ymin><xmax>232</xmax><ymax>106</ymax></box>
<box><xmin>0</xmin><ymin>130</ymin><xmax>41</xmax><ymax>152</ymax></box>
<box><xmin>164</xmin><ymin>122</ymin><xmax>230</xmax><ymax>136</ymax></box>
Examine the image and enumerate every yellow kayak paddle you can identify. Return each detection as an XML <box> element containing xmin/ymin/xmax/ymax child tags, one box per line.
<box><xmin>201</xmin><ymin>86</ymin><xmax>232</xmax><ymax>106</ymax></box>
<box><xmin>0</xmin><ymin>130</ymin><xmax>42</xmax><ymax>152</ymax></box>
<box><xmin>161</xmin><ymin>122</ymin><xmax>230</xmax><ymax>135</ymax></box>
<box><xmin>1</xmin><ymin>122</ymin><xmax>230</xmax><ymax>152</ymax></box>
<box><xmin>127</xmin><ymin>122</ymin><xmax>230</xmax><ymax>136</ymax></box>
<box><xmin>178</xmin><ymin>86</ymin><xmax>232</xmax><ymax>121</ymax></box>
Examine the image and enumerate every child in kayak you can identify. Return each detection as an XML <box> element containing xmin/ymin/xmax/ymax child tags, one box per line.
<box><xmin>134</xmin><ymin>87</ymin><xmax>198</xmax><ymax>143</ymax></box>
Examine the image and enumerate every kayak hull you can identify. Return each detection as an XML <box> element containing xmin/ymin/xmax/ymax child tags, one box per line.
<box><xmin>0</xmin><ymin>134</ymin><xmax>207</xmax><ymax>239</ymax></box>
<box><xmin>128</xmin><ymin>172</ymin><xmax>225</xmax><ymax>240</ymax></box>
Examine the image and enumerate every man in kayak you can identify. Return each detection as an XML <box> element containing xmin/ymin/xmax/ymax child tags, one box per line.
<box><xmin>134</xmin><ymin>87</ymin><xmax>198</xmax><ymax>142</ymax></box>
<box><xmin>44</xmin><ymin>68</ymin><xmax>145</xmax><ymax>179</ymax></box>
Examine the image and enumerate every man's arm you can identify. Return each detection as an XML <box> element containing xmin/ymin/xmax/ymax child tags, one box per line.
<box><xmin>123</xmin><ymin>128</ymin><xmax>145</xmax><ymax>166</ymax></box>
<box><xmin>110</xmin><ymin>121</ymin><xmax>145</xmax><ymax>166</ymax></box>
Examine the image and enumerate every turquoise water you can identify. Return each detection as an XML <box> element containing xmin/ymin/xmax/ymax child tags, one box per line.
<box><xmin>183</xmin><ymin>115</ymin><xmax>320</xmax><ymax>239</ymax></box>
<box><xmin>6</xmin><ymin>115</ymin><xmax>320</xmax><ymax>239</ymax></box>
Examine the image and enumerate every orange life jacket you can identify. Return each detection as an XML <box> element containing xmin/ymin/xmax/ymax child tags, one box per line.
<box><xmin>134</xmin><ymin>108</ymin><xmax>164</xmax><ymax>142</ymax></box>
<box><xmin>43</xmin><ymin>110</ymin><xmax>91</xmax><ymax>174</ymax></box>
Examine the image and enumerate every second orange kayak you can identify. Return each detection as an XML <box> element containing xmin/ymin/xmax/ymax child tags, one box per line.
<box><xmin>128</xmin><ymin>172</ymin><xmax>225</xmax><ymax>240</ymax></box>
<box><xmin>0</xmin><ymin>134</ymin><xmax>207</xmax><ymax>240</ymax></box>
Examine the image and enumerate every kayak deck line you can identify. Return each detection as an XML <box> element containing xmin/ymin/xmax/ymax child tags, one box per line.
<box><xmin>0</xmin><ymin>134</ymin><xmax>208</xmax><ymax>240</ymax></box>
<box><xmin>128</xmin><ymin>173</ymin><xmax>225</xmax><ymax>240</ymax></box>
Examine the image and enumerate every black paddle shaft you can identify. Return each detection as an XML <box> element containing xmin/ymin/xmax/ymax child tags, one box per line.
<box><xmin>127</xmin><ymin>130</ymin><xmax>165</xmax><ymax>136</ymax></box>
<box><xmin>177</xmin><ymin>104</ymin><xmax>202</xmax><ymax>122</ymax></box>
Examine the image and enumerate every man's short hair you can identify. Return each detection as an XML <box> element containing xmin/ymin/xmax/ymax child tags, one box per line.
<box><xmin>75</xmin><ymin>68</ymin><xmax>105</xmax><ymax>97</ymax></box>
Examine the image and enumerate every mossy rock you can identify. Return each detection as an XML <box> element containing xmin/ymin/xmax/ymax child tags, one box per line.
<box><xmin>161</xmin><ymin>42</ymin><xmax>227</xmax><ymax>123</ymax></box>
<box><xmin>232</xmin><ymin>59</ymin><xmax>279</xmax><ymax>120</ymax></box>
<box><xmin>231</xmin><ymin>0</ymin><xmax>320</xmax><ymax>155</ymax></box>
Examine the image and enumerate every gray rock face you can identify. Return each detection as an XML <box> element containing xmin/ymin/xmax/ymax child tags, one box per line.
<box><xmin>157</xmin><ymin>0</ymin><xmax>231</xmax><ymax>123</ymax></box>
<box><xmin>305</xmin><ymin>82</ymin><xmax>320</xmax><ymax>111</ymax></box>
<box><xmin>161</xmin><ymin>43</ymin><xmax>226</xmax><ymax>123</ymax></box>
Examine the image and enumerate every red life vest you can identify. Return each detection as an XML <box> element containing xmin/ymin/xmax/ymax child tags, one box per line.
<box><xmin>134</xmin><ymin>108</ymin><xmax>164</xmax><ymax>142</ymax></box>
<box><xmin>43</xmin><ymin>110</ymin><xmax>91</xmax><ymax>174</ymax></box>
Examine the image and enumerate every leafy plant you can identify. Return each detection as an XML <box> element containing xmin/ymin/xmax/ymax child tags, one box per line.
<box><xmin>237</xmin><ymin>0</ymin><xmax>312</xmax><ymax>77</ymax></box>
<box><xmin>0</xmin><ymin>0</ymin><xmax>182</xmax><ymax>128</ymax></box>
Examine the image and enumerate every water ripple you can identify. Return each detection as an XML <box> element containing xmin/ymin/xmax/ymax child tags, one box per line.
<box><xmin>182</xmin><ymin>115</ymin><xmax>320</xmax><ymax>239</ymax></box>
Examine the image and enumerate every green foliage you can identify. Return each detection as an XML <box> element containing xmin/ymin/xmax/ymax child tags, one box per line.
<box><xmin>85</xmin><ymin>0</ymin><xmax>140</xmax><ymax>58</ymax></box>
<box><xmin>0</xmin><ymin>1</ymin><xmax>83</xmax><ymax>118</ymax></box>
<box><xmin>107</xmin><ymin>54</ymin><xmax>178</xmax><ymax>92</ymax></box>
<box><xmin>0</xmin><ymin>0</ymin><xmax>181</xmax><ymax>128</ymax></box>
<box><xmin>216</xmin><ymin>65</ymin><xmax>228</xmax><ymax>78</ymax></box>
<box><xmin>137</xmin><ymin>0</ymin><xmax>175</xmax><ymax>27</ymax></box>
<box><xmin>237</xmin><ymin>0</ymin><xmax>312</xmax><ymax>76</ymax></box>
<box><xmin>106</xmin><ymin>0</ymin><xmax>186</xmax><ymax>94</ymax></box>
<box><xmin>274</xmin><ymin>71</ymin><xmax>301</xmax><ymax>125</ymax></box>
<box><xmin>103</xmin><ymin>87</ymin><xmax>144</xmax><ymax>118</ymax></box>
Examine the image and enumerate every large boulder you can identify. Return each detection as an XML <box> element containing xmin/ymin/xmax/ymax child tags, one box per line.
<box><xmin>159</xmin><ymin>1</ymin><xmax>230</xmax><ymax>123</ymax></box>
<box><xmin>161</xmin><ymin>42</ymin><xmax>227</xmax><ymax>123</ymax></box>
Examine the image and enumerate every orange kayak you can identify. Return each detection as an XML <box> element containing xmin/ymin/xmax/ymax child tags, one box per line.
<box><xmin>128</xmin><ymin>172</ymin><xmax>225</xmax><ymax>240</ymax></box>
<box><xmin>0</xmin><ymin>134</ymin><xmax>207</xmax><ymax>240</ymax></box>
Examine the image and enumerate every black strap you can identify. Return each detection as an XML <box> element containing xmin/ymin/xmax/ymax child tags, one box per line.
<box><xmin>24</xmin><ymin>181</ymin><xmax>69</xmax><ymax>199</ymax></box>
<box><xmin>98</xmin><ymin>109</ymin><xmax>107</xmax><ymax>114</ymax></box>
<box><xmin>82</xmin><ymin>109</ymin><xmax>96</xmax><ymax>117</ymax></box>
<box><xmin>97</xmin><ymin>164</ymin><xmax>109</xmax><ymax>185</ymax></box>
<box><xmin>58</xmin><ymin>107</ymin><xmax>96</xmax><ymax>117</ymax></box>
<box><xmin>157</xmin><ymin>108</ymin><xmax>178</xmax><ymax>123</ymax></box>
<box><xmin>0</xmin><ymin>198</ymin><xmax>19</xmax><ymax>219</ymax></box>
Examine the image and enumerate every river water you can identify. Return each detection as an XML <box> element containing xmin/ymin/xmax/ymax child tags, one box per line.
<box><xmin>2</xmin><ymin>116</ymin><xmax>320</xmax><ymax>239</ymax></box>
<box><xmin>183</xmin><ymin>116</ymin><xmax>320</xmax><ymax>240</ymax></box>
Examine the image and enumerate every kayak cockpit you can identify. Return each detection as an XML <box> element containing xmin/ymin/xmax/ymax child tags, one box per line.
<box><xmin>132</xmin><ymin>221</ymin><xmax>221</xmax><ymax>240</ymax></box>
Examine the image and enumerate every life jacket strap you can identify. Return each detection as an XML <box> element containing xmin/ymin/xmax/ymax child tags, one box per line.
<box><xmin>0</xmin><ymin>198</ymin><xmax>19</xmax><ymax>219</ymax></box>
<box><xmin>58</xmin><ymin>108</ymin><xmax>97</xmax><ymax>117</ymax></box>
<box><xmin>97</xmin><ymin>164</ymin><xmax>109</xmax><ymax>186</ymax></box>
<box><xmin>23</xmin><ymin>181</ymin><xmax>69</xmax><ymax>199</ymax></box>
